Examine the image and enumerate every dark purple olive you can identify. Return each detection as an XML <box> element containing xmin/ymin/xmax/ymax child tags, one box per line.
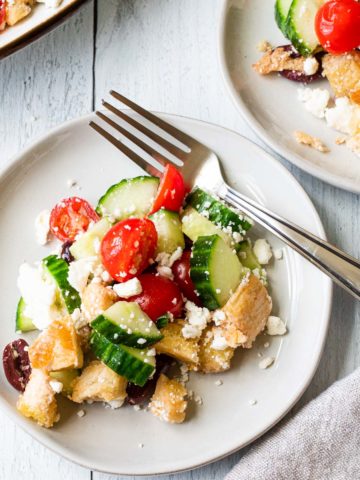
<box><xmin>278</xmin><ymin>44</ymin><xmax>324</xmax><ymax>83</ymax></box>
<box><xmin>3</xmin><ymin>339</ymin><xmax>31</xmax><ymax>392</ymax></box>
<box><xmin>61</xmin><ymin>241</ymin><xmax>75</xmax><ymax>264</ymax></box>
<box><xmin>127</xmin><ymin>355</ymin><xmax>172</xmax><ymax>405</ymax></box>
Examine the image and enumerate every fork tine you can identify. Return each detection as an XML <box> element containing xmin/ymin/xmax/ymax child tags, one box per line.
<box><xmin>97</xmin><ymin>108</ymin><xmax>174</xmax><ymax>168</ymax></box>
<box><xmin>103</xmin><ymin>99</ymin><xmax>186</xmax><ymax>160</ymax></box>
<box><xmin>110</xmin><ymin>90</ymin><xmax>198</xmax><ymax>151</ymax></box>
<box><xmin>89</xmin><ymin>121</ymin><xmax>164</xmax><ymax>177</ymax></box>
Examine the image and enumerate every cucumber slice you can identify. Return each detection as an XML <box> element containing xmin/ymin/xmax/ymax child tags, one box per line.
<box><xmin>190</xmin><ymin>235</ymin><xmax>243</xmax><ymax>310</ymax></box>
<box><xmin>156</xmin><ymin>313</ymin><xmax>171</xmax><ymax>329</ymax></box>
<box><xmin>15</xmin><ymin>297</ymin><xmax>36</xmax><ymax>333</ymax></box>
<box><xmin>238</xmin><ymin>240</ymin><xmax>261</xmax><ymax>271</ymax></box>
<box><xmin>90</xmin><ymin>332</ymin><xmax>156</xmax><ymax>386</ymax></box>
<box><xmin>96</xmin><ymin>176</ymin><xmax>159</xmax><ymax>221</ymax></box>
<box><xmin>91</xmin><ymin>301</ymin><xmax>163</xmax><ymax>348</ymax></box>
<box><xmin>42</xmin><ymin>255</ymin><xmax>81</xmax><ymax>314</ymax></box>
<box><xmin>181</xmin><ymin>206</ymin><xmax>235</xmax><ymax>247</ymax></box>
<box><xmin>275</xmin><ymin>0</ymin><xmax>292</xmax><ymax>36</ymax></box>
<box><xmin>149</xmin><ymin>209</ymin><xmax>185</xmax><ymax>254</ymax></box>
<box><xmin>286</xmin><ymin>0</ymin><xmax>324</xmax><ymax>56</ymax></box>
<box><xmin>50</xmin><ymin>369</ymin><xmax>80</xmax><ymax>396</ymax></box>
<box><xmin>186</xmin><ymin>188</ymin><xmax>252</xmax><ymax>236</ymax></box>
<box><xmin>70</xmin><ymin>218</ymin><xmax>111</xmax><ymax>260</ymax></box>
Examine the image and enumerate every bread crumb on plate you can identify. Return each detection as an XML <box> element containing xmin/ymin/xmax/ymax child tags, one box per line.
<box><xmin>293</xmin><ymin>130</ymin><xmax>330</xmax><ymax>153</ymax></box>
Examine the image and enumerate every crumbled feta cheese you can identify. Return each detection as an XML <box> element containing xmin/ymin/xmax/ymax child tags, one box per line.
<box><xmin>68</xmin><ymin>257</ymin><xmax>96</xmax><ymax>293</ymax></box>
<box><xmin>325</xmin><ymin>97</ymin><xmax>360</xmax><ymax>136</ymax></box>
<box><xmin>181</xmin><ymin>301</ymin><xmax>210</xmax><ymax>338</ymax></box>
<box><xmin>156</xmin><ymin>265</ymin><xmax>174</xmax><ymax>280</ymax></box>
<box><xmin>264</xmin><ymin>342</ymin><xmax>270</xmax><ymax>348</ymax></box>
<box><xmin>258</xmin><ymin>357</ymin><xmax>275</xmax><ymax>369</ymax></box>
<box><xmin>34</xmin><ymin>210</ymin><xmax>51</xmax><ymax>245</ymax></box>
<box><xmin>248</xmin><ymin>399</ymin><xmax>257</xmax><ymax>406</ymax></box>
<box><xmin>66</xmin><ymin>178</ymin><xmax>77</xmax><ymax>188</ymax></box>
<box><xmin>107</xmin><ymin>398</ymin><xmax>125</xmax><ymax>409</ymax></box>
<box><xmin>101</xmin><ymin>270</ymin><xmax>111</xmax><ymax>283</ymax></box>
<box><xmin>274</xmin><ymin>248</ymin><xmax>283</xmax><ymax>260</ymax></box>
<box><xmin>266</xmin><ymin>316</ymin><xmax>287</xmax><ymax>336</ymax></box>
<box><xmin>17</xmin><ymin>263</ymin><xmax>58</xmax><ymax>330</ymax></box>
<box><xmin>303</xmin><ymin>57</ymin><xmax>319</xmax><ymax>75</ymax></box>
<box><xmin>77</xmin><ymin>409</ymin><xmax>86</xmax><ymax>417</ymax></box>
<box><xmin>137</xmin><ymin>338</ymin><xmax>147</xmax><ymax>345</ymax></box>
<box><xmin>155</xmin><ymin>247</ymin><xmax>183</xmax><ymax>268</ymax></box>
<box><xmin>297</xmin><ymin>88</ymin><xmax>330</xmax><ymax>118</ymax></box>
<box><xmin>214</xmin><ymin>379</ymin><xmax>223</xmax><ymax>386</ymax></box>
<box><xmin>211</xmin><ymin>330</ymin><xmax>229</xmax><ymax>351</ymax></box>
<box><xmin>212</xmin><ymin>309</ymin><xmax>226</xmax><ymax>326</ymax></box>
<box><xmin>113</xmin><ymin>278</ymin><xmax>142</xmax><ymax>298</ymax></box>
<box><xmin>49</xmin><ymin>380</ymin><xmax>63</xmax><ymax>394</ymax></box>
<box><xmin>138</xmin><ymin>443</ymin><xmax>144</xmax><ymax>448</ymax></box>
<box><xmin>253</xmin><ymin>239</ymin><xmax>272</xmax><ymax>265</ymax></box>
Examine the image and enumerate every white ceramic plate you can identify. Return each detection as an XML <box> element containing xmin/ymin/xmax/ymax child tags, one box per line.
<box><xmin>0</xmin><ymin>0</ymin><xmax>86</xmax><ymax>59</ymax></box>
<box><xmin>218</xmin><ymin>0</ymin><xmax>360</xmax><ymax>194</ymax></box>
<box><xmin>0</xmin><ymin>113</ymin><xmax>331</xmax><ymax>475</ymax></box>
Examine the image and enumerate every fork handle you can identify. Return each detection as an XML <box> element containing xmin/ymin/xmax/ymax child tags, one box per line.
<box><xmin>220</xmin><ymin>184</ymin><xmax>360</xmax><ymax>301</ymax></box>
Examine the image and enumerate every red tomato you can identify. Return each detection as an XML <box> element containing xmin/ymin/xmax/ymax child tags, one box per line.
<box><xmin>315</xmin><ymin>0</ymin><xmax>360</xmax><ymax>54</ymax></box>
<box><xmin>125</xmin><ymin>273</ymin><xmax>183</xmax><ymax>320</ymax></box>
<box><xmin>172</xmin><ymin>250</ymin><xmax>201</xmax><ymax>305</ymax></box>
<box><xmin>0</xmin><ymin>1</ymin><xmax>5</xmax><ymax>30</ymax></box>
<box><xmin>101</xmin><ymin>218</ymin><xmax>157</xmax><ymax>282</ymax></box>
<box><xmin>50</xmin><ymin>197</ymin><xmax>99</xmax><ymax>242</ymax></box>
<box><xmin>149</xmin><ymin>164</ymin><xmax>186</xmax><ymax>214</ymax></box>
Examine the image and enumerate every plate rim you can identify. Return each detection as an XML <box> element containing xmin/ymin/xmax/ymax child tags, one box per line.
<box><xmin>0</xmin><ymin>111</ymin><xmax>333</xmax><ymax>476</ymax></box>
<box><xmin>217</xmin><ymin>0</ymin><xmax>360</xmax><ymax>195</ymax></box>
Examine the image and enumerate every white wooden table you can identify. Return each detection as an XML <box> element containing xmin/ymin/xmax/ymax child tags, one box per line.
<box><xmin>0</xmin><ymin>1</ymin><xmax>359</xmax><ymax>478</ymax></box>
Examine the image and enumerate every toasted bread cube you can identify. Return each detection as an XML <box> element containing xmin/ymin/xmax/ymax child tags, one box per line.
<box><xmin>221</xmin><ymin>274</ymin><xmax>272</xmax><ymax>349</ymax></box>
<box><xmin>6</xmin><ymin>1</ymin><xmax>34</xmax><ymax>26</ymax></box>
<box><xmin>155</xmin><ymin>320</ymin><xmax>199</xmax><ymax>366</ymax></box>
<box><xmin>149</xmin><ymin>374</ymin><xmax>187</xmax><ymax>424</ymax></box>
<box><xmin>322</xmin><ymin>52</ymin><xmax>360</xmax><ymax>106</ymax></box>
<box><xmin>81</xmin><ymin>282</ymin><xmax>118</xmax><ymax>321</ymax></box>
<box><xmin>17</xmin><ymin>369</ymin><xmax>59</xmax><ymax>428</ymax></box>
<box><xmin>29</xmin><ymin>317</ymin><xmax>83</xmax><ymax>371</ymax></box>
<box><xmin>71</xmin><ymin>360</ymin><xmax>127</xmax><ymax>407</ymax></box>
<box><xmin>196</xmin><ymin>326</ymin><xmax>234</xmax><ymax>374</ymax></box>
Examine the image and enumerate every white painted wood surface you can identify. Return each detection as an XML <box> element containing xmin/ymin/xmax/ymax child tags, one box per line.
<box><xmin>0</xmin><ymin>1</ymin><xmax>359</xmax><ymax>478</ymax></box>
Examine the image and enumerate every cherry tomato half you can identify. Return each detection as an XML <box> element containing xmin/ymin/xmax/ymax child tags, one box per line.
<box><xmin>125</xmin><ymin>273</ymin><xmax>184</xmax><ymax>320</ymax></box>
<box><xmin>101</xmin><ymin>218</ymin><xmax>157</xmax><ymax>282</ymax></box>
<box><xmin>149</xmin><ymin>164</ymin><xmax>186</xmax><ymax>215</ymax></box>
<box><xmin>50</xmin><ymin>197</ymin><xmax>99</xmax><ymax>242</ymax></box>
<box><xmin>315</xmin><ymin>0</ymin><xmax>360</xmax><ymax>54</ymax></box>
<box><xmin>172</xmin><ymin>250</ymin><xmax>201</xmax><ymax>305</ymax></box>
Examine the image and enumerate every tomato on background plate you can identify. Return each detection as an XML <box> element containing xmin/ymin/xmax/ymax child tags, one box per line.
<box><xmin>315</xmin><ymin>0</ymin><xmax>360</xmax><ymax>54</ymax></box>
<box><xmin>149</xmin><ymin>164</ymin><xmax>186</xmax><ymax>214</ymax></box>
<box><xmin>50</xmin><ymin>197</ymin><xmax>99</xmax><ymax>242</ymax></box>
<box><xmin>101</xmin><ymin>218</ymin><xmax>157</xmax><ymax>283</ymax></box>
<box><xmin>172</xmin><ymin>250</ymin><xmax>201</xmax><ymax>305</ymax></box>
<box><xmin>124</xmin><ymin>273</ymin><xmax>183</xmax><ymax>320</ymax></box>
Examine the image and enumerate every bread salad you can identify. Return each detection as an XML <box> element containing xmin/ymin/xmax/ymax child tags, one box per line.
<box><xmin>2</xmin><ymin>165</ymin><xmax>284</xmax><ymax>429</ymax></box>
<box><xmin>253</xmin><ymin>0</ymin><xmax>360</xmax><ymax>157</ymax></box>
<box><xmin>0</xmin><ymin>0</ymin><xmax>63</xmax><ymax>31</ymax></box>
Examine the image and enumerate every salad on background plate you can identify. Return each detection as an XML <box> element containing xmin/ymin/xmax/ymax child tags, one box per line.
<box><xmin>0</xmin><ymin>0</ymin><xmax>63</xmax><ymax>31</ymax></box>
<box><xmin>2</xmin><ymin>163</ymin><xmax>286</xmax><ymax>429</ymax></box>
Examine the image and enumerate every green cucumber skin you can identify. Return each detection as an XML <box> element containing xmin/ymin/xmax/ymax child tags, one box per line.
<box><xmin>238</xmin><ymin>240</ymin><xmax>261</xmax><ymax>271</ymax></box>
<box><xmin>275</xmin><ymin>0</ymin><xmax>292</xmax><ymax>37</ymax></box>
<box><xmin>91</xmin><ymin>315</ymin><xmax>163</xmax><ymax>348</ymax></box>
<box><xmin>15</xmin><ymin>297</ymin><xmax>36</xmax><ymax>333</ymax></box>
<box><xmin>285</xmin><ymin>0</ymin><xmax>322</xmax><ymax>56</ymax></box>
<box><xmin>187</xmin><ymin>188</ymin><xmax>252</xmax><ymax>234</ymax></box>
<box><xmin>149</xmin><ymin>209</ymin><xmax>185</xmax><ymax>254</ymax></box>
<box><xmin>42</xmin><ymin>255</ymin><xmax>81</xmax><ymax>314</ymax></box>
<box><xmin>190</xmin><ymin>235</ymin><xmax>221</xmax><ymax>311</ymax></box>
<box><xmin>96</xmin><ymin>176</ymin><xmax>159</xmax><ymax>219</ymax></box>
<box><xmin>90</xmin><ymin>332</ymin><xmax>155</xmax><ymax>387</ymax></box>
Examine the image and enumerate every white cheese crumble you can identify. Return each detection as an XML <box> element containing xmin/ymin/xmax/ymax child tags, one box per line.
<box><xmin>325</xmin><ymin>97</ymin><xmax>360</xmax><ymax>136</ymax></box>
<box><xmin>34</xmin><ymin>210</ymin><xmax>51</xmax><ymax>245</ymax></box>
<box><xmin>49</xmin><ymin>380</ymin><xmax>63</xmax><ymax>394</ymax></box>
<box><xmin>214</xmin><ymin>379</ymin><xmax>223</xmax><ymax>386</ymax></box>
<box><xmin>68</xmin><ymin>257</ymin><xmax>97</xmax><ymax>293</ymax></box>
<box><xmin>181</xmin><ymin>301</ymin><xmax>210</xmax><ymax>339</ymax></box>
<box><xmin>155</xmin><ymin>247</ymin><xmax>183</xmax><ymax>268</ymax></box>
<box><xmin>212</xmin><ymin>309</ymin><xmax>226</xmax><ymax>326</ymax></box>
<box><xmin>266</xmin><ymin>316</ymin><xmax>287</xmax><ymax>336</ymax></box>
<box><xmin>211</xmin><ymin>330</ymin><xmax>229</xmax><ymax>351</ymax></box>
<box><xmin>303</xmin><ymin>57</ymin><xmax>319</xmax><ymax>75</ymax></box>
<box><xmin>113</xmin><ymin>278</ymin><xmax>142</xmax><ymax>298</ymax></box>
<box><xmin>258</xmin><ymin>357</ymin><xmax>275</xmax><ymax>369</ymax></box>
<box><xmin>138</xmin><ymin>443</ymin><xmax>144</xmax><ymax>448</ymax></box>
<box><xmin>156</xmin><ymin>265</ymin><xmax>174</xmax><ymax>280</ymax></box>
<box><xmin>248</xmin><ymin>399</ymin><xmax>257</xmax><ymax>406</ymax></box>
<box><xmin>274</xmin><ymin>248</ymin><xmax>283</xmax><ymax>260</ymax></box>
<box><xmin>297</xmin><ymin>88</ymin><xmax>330</xmax><ymax>119</ymax></box>
<box><xmin>77</xmin><ymin>409</ymin><xmax>86</xmax><ymax>417</ymax></box>
<box><xmin>253</xmin><ymin>239</ymin><xmax>272</xmax><ymax>265</ymax></box>
<box><xmin>107</xmin><ymin>398</ymin><xmax>125</xmax><ymax>409</ymax></box>
<box><xmin>17</xmin><ymin>263</ymin><xmax>59</xmax><ymax>330</ymax></box>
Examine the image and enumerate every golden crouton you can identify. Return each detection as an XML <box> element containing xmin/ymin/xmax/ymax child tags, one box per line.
<box><xmin>221</xmin><ymin>274</ymin><xmax>272</xmax><ymax>349</ymax></box>
<box><xmin>29</xmin><ymin>317</ymin><xmax>83</xmax><ymax>371</ymax></box>
<box><xmin>17</xmin><ymin>369</ymin><xmax>59</xmax><ymax>428</ymax></box>
<box><xmin>81</xmin><ymin>283</ymin><xmax>118</xmax><ymax>322</ymax></box>
<box><xmin>196</xmin><ymin>325</ymin><xmax>234</xmax><ymax>374</ymax></box>
<box><xmin>71</xmin><ymin>360</ymin><xmax>127</xmax><ymax>406</ymax></box>
<box><xmin>322</xmin><ymin>52</ymin><xmax>360</xmax><ymax>106</ymax></box>
<box><xmin>6</xmin><ymin>0</ymin><xmax>34</xmax><ymax>26</ymax></box>
<box><xmin>149</xmin><ymin>374</ymin><xmax>188</xmax><ymax>424</ymax></box>
<box><xmin>253</xmin><ymin>46</ymin><xmax>305</xmax><ymax>75</ymax></box>
<box><xmin>155</xmin><ymin>320</ymin><xmax>199</xmax><ymax>366</ymax></box>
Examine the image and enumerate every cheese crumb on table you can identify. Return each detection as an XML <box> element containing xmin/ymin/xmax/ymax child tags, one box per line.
<box><xmin>266</xmin><ymin>316</ymin><xmax>287</xmax><ymax>336</ymax></box>
<box><xmin>258</xmin><ymin>357</ymin><xmax>275</xmax><ymax>370</ymax></box>
<box><xmin>293</xmin><ymin>130</ymin><xmax>330</xmax><ymax>153</ymax></box>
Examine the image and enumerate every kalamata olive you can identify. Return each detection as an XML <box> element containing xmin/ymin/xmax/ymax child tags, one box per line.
<box><xmin>278</xmin><ymin>44</ymin><xmax>324</xmax><ymax>83</ymax></box>
<box><xmin>127</xmin><ymin>355</ymin><xmax>172</xmax><ymax>405</ymax></box>
<box><xmin>3</xmin><ymin>339</ymin><xmax>31</xmax><ymax>392</ymax></box>
<box><xmin>61</xmin><ymin>240</ymin><xmax>75</xmax><ymax>264</ymax></box>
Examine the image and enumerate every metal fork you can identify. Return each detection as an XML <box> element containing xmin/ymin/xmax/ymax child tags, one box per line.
<box><xmin>90</xmin><ymin>91</ymin><xmax>360</xmax><ymax>301</ymax></box>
